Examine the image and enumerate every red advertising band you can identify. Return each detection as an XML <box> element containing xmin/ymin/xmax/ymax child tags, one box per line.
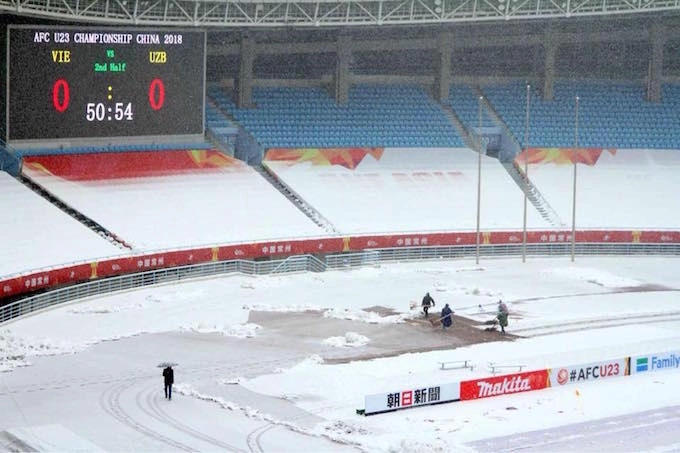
<box><xmin>460</xmin><ymin>369</ymin><xmax>550</xmax><ymax>401</ymax></box>
<box><xmin>1</xmin><ymin>230</ymin><xmax>678</xmax><ymax>299</ymax></box>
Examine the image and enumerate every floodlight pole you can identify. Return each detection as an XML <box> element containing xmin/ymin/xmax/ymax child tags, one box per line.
<box><xmin>571</xmin><ymin>96</ymin><xmax>579</xmax><ymax>262</ymax></box>
<box><xmin>522</xmin><ymin>84</ymin><xmax>530</xmax><ymax>263</ymax></box>
<box><xmin>476</xmin><ymin>96</ymin><xmax>483</xmax><ymax>265</ymax></box>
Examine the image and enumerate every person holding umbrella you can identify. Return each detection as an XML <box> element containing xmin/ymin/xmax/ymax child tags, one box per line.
<box><xmin>159</xmin><ymin>363</ymin><xmax>175</xmax><ymax>400</ymax></box>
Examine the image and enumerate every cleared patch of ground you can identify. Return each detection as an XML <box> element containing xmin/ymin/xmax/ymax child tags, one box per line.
<box><xmin>247</xmin><ymin>307</ymin><xmax>514</xmax><ymax>365</ymax></box>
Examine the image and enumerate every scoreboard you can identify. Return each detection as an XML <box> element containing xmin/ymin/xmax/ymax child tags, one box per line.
<box><xmin>6</xmin><ymin>26</ymin><xmax>206</xmax><ymax>142</ymax></box>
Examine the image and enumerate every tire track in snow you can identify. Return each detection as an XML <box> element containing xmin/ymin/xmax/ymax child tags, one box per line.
<box><xmin>99</xmin><ymin>379</ymin><xmax>194</xmax><ymax>451</ymax></box>
<box><xmin>139</xmin><ymin>382</ymin><xmax>245</xmax><ymax>452</ymax></box>
<box><xmin>246</xmin><ymin>423</ymin><xmax>275</xmax><ymax>453</ymax></box>
<box><xmin>468</xmin><ymin>405</ymin><xmax>680</xmax><ymax>452</ymax></box>
<box><xmin>511</xmin><ymin>311</ymin><xmax>680</xmax><ymax>337</ymax></box>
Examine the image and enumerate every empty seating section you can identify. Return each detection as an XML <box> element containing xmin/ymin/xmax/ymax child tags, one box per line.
<box><xmin>448</xmin><ymin>84</ymin><xmax>496</xmax><ymax>130</ymax></box>
<box><xmin>481</xmin><ymin>81</ymin><xmax>680</xmax><ymax>149</ymax></box>
<box><xmin>209</xmin><ymin>85</ymin><xmax>464</xmax><ymax>148</ymax></box>
<box><xmin>9</xmin><ymin>81</ymin><xmax>679</xmax><ymax>163</ymax></box>
<box><xmin>205</xmin><ymin>101</ymin><xmax>238</xmax><ymax>152</ymax></box>
<box><xmin>0</xmin><ymin>171</ymin><xmax>125</xmax><ymax>278</ymax></box>
<box><xmin>206</xmin><ymin>86</ymin><xmax>234</xmax><ymax>121</ymax></box>
<box><xmin>21</xmin><ymin>151</ymin><xmax>325</xmax><ymax>251</ymax></box>
<box><xmin>206</xmin><ymin>103</ymin><xmax>235</xmax><ymax>129</ymax></box>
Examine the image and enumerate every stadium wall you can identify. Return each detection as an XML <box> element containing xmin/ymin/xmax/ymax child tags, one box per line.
<box><xmin>1</xmin><ymin>229</ymin><xmax>678</xmax><ymax>300</ymax></box>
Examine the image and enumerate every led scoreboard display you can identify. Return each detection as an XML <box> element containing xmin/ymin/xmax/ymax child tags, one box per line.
<box><xmin>6</xmin><ymin>26</ymin><xmax>206</xmax><ymax>141</ymax></box>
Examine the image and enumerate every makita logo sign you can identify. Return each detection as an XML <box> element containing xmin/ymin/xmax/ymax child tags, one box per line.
<box><xmin>460</xmin><ymin>370</ymin><xmax>549</xmax><ymax>401</ymax></box>
<box><xmin>477</xmin><ymin>375</ymin><xmax>531</xmax><ymax>397</ymax></box>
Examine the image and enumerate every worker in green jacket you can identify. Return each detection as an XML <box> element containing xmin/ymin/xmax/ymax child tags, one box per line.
<box><xmin>497</xmin><ymin>300</ymin><xmax>509</xmax><ymax>335</ymax></box>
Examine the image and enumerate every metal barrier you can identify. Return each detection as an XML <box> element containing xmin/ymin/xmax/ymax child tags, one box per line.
<box><xmin>2</xmin><ymin>243</ymin><xmax>679</xmax><ymax>325</ymax></box>
<box><xmin>327</xmin><ymin>243</ymin><xmax>680</xmax><ymax>268</ymax></box>
<box><xmin>488</xmin><ymin>362</ymin><xmax>526</xmax><ymax>374</ymax></box>
<box><xmin>439</xmin><ymin>360</ymin><xmax>474</xmax><ymax>371</ymax></box>
<box><xmin>0</xmin><ymin>257</ymin><xmax>317</xmax><ymax>324</ymax></box>
<box><xmin>271</xmin><ymin>254</ymin><xmax>326</xmax><ymax>274</ymax></box>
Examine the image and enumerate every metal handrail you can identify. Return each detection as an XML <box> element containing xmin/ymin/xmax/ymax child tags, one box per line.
<box><xmin>1</xmin><ymin>242</ymin><xmax>678</xmax><ymax>325</ymax></box>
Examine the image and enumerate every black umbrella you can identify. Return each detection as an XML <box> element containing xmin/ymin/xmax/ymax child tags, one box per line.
<box><xmin>157</xmin><ymin>362</ymin><xmax>178</xmax><ymax>368</ymax></box>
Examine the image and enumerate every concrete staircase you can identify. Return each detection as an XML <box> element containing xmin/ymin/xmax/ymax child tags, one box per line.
<box><xmin>502</xmin><ymin>161</ymin><xmax>566</xmax><ymax>228</ymax></box>
<box><xmin>20</xmin><ymin>176</ymin><xmax>133</xmax><ymax>250</ymax></box>
<box><xmin>440</xmin><ymin>105</ymin><xmax>480</xmax><ymax>152</ymax></box>
<box><xmin>254</xmin><ymin>165</ymin><xmax>340</xmax><ymax>234</ymax></box>
<box><xmin>465</xmin><ymin>85</ymin><xmax>565</xmax><ymax>228</ymax></box>
<box><xmin>471</xmin><ymin>85</ymin><xmax>522</xmax><ymax>154</ymax></box>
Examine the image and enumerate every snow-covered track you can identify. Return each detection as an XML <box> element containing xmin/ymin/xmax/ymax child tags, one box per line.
<box><xmin>512</xmin><ymin>310</ymin><xmax>680</xmax><ymax>337</ymax></box>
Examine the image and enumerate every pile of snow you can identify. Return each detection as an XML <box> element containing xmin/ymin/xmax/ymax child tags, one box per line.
<box><xmin>175</xmin><ymin>383</ymin><xmax>241</xmax><ymax>412</ymax></box>
<box><xmin>291</xmin><ymin>354</ymin><xmax>324</xmax><ymax>370</ymax></box>
<box><xmin>322</xmin><ymin>332</ymin><xmax>370</xmax><ymax>348</ymax></box>
<box><xmin>218</xmin><ymin>376</ymin><xmax>244</xmax><ymax>385</ymax></box>
<box><xmin>177</xmin><ymin>382</ymin><xmax>364</xmax><ymax>449</ymax></box>
<box><xmin>67</xmin><ymin>293</ymin><xmax>170</xmax><ymax>315</ymax></box>
<box><xmin>455</xmin><ymin>266</ymin><xmax>486</xmax><ymax>273</ymax></box>
<box><xmin>432</xmin><ymin>282</ymin><xmax>449</xmax><ymax>292</ymax></box>
<box><xmin>183</xmin><ymin>322</ymin><xmax>261</xmax><ymax>338</ymax></box>
<box><xmin>68</xmin><ymin>303</ymin><xmax>144</xmax><ymax>314</ymax></box>
<box><xmin>541</xmin><ymin>267</ymin><xmax>642</xmax><ymax>288</ymax></box>
<box><xmin>243</xmin><ymin>303</ymin><xmax>321</xmax><ymax>313</ymax></box>
<box><xmin>323</xmin><ymin>308</ymin><xmax>417</xmax><ymax>324</ymax></box>
<box><xmin>314</xmin><ymin>420</ymin><xmax>372</xmax><ymax>447</ymax></box>
<box><xmin>0</xmin><ymin>329</ymin><xmax>87</xmax><ymax>372</ymax></box>
<box><xmin>464</xmin><ymin>286</ymin><xmax>504</xmax><ymax>298</ymax></box>
<box><xmin>386</xmin><ymin>438</ymin><xmax>468</xmax><ymax>453</ymax></box>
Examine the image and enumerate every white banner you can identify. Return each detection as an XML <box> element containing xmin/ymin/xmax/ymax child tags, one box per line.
<box><xmin>364</xmin><ymin>382</ymin><xmax>460</xmax><ymax>415</ymax></box>
<box><xmin>549</xmin><ymin>358</ymin><xmax>629</xmax><ymax>387</ymax></box>
<box><xmin>631</xmin><ymin>351</ymin><xmax>680</xmax><ymax>374</ymax></box>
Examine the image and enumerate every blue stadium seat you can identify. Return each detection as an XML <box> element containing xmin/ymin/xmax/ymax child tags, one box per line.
<box><xmin>479</xmin><ymin>80</ymin><xmax>680</xmax><ymax>149</ymax></box>
<box><xmin>206</xmin><ymin>84</ymin><xmax>465</xmax><ymax>149</ymax></box>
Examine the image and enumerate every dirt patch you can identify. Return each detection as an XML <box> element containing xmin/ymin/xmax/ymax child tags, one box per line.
<box><xmin>407</xmin><ymin>314</ymin><xmax>516</xmax><ymax>343</ymax></box>
<box><xmin>248</xmin><ymin>309</ymin><xmax>514</xmax><ymax>365</ymax></box>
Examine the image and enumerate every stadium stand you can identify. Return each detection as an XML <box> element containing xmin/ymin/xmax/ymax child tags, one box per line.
<box><xmin>514</xmin><ymin>147</ymin><xmax>680</xmax><ymax>229</ymax></box>
<box><xmin>448</xmin><ymin>84</ymin><xmax>497</xmax><ymax>131</ymax></box>
<box><xmin>208</xmin><ymin>85</ymin><xmax>464</xmax><ymax>149</ymax></box>
<box><xmin>206</xmin><ymin>103</ymin><xmax>236</xmax><ymax>129</ymax></box>
<box><xmin>19</xmin><ymin>150</ymin><xmax>324</xmax><ymax>251</ymax></box>
<box><xmin>205</xmin><ymin>102</ymin><xmax>239</xmax><ymax>156</ymax></box>
<box><xmin>0</xmin><ymin>171</ymin><xmax>126</xmax><ymax>278</ymax></box>
<box><xmin>206</xmin><ymin>80</ymin><xmax>680</xmax><ymax>152</ymax></box>
<box><xmin>481</xmin><ymin>80</ymin><xmax>680</xmax><ymax>149</ymax></box>
<box><xmin>263</xmin><ymin>147</ymin><xmax>551</xmax><ymax>233</ymax></box>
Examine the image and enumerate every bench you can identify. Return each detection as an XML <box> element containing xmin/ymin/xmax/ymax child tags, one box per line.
<box><xmin>487</xmin><ymin>362</ymin><xmax>525</xmax><ymax>374</ymax></box>
<box><xmin>439</xmin><ymin>360</ymin><xmax>474</xmax><ymax>371</ymax></box>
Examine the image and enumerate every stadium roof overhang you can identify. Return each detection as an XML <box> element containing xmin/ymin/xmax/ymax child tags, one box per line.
<box><xmin>1</xmin><ymin>0</ymin><xmax>680</xmax><ymax>27</ymax></box>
